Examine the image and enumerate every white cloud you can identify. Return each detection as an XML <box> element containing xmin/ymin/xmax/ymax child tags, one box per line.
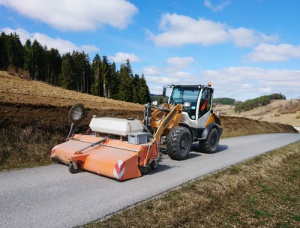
<box><xmin>149</xmin><ymin>13</ymin><xmax>276</xmax><ymax>47</ymax></box>
<box><xmin>167</xmin><ymin>57</ymin><xmax>195</xmax><ymax>69</ymax></box>
<box><xmin>143</xmin><ymin>56</ymin><xmax>198</xmax><ymax>88</ymax></box>
<box><xmin>258</xmin><ymin>87</ymin><xmax>272</xmax><ymax>93</ymax></box>
<box><xmin>245</xmin><ymin>43</ymin><xmax>300</xmax><ymax>62</ymax></box>
<box><xmin>1</xmin><ymin>27</ymin><xmax>99</xmax><ymax>54</ymax></box>
<box><xmin>0</xmin><ymin>0</ymin><xmax>138</xmax><ymax>31</ymax></box>
<box><xmin>201</xmin><ymin>67</ymin><xmax>300</xmax><ymax>100</ymax></box>
<box><xmin>229</xmin><ymin>28</ymin><xmax>278</xmax><ymax>48</ymax></box>
<box><xmin>151</xmin><ymin>14</ymin><xmax>229</xmax><ymax>47</ymax></box>
<box><xmin>108</xmin><ymin>52</ymin><xmax>140</xmax><ymax>63</ymax></box>
<box><xmin>204</xmin><ymin>0</ymin><xmax>231</xmax><ymax>12</ymax></box>
<box><xmin>145</xmin><ymin>76</ymin><xmax>180</xmax><ymax>85</ymax></box>
<box><xmin>145</xmin><ymin>64</ymin><xmax>299</xmax><ymax>100</ymax></box>
<box><xmin>143</xmin><ymin>66</ymin><xmax>161</xmax><ymax>75</ymax></box>
<box><xmin>149</xmin><ymin>85</ymin><xmax>165</xmax><ymax>96</ymax></box>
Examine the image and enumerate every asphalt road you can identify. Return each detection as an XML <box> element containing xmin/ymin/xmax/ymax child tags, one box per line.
<box><xmin>1</xmin><ymin>133</ymin><xmax>299</xmax><ymax>228</ymax></box>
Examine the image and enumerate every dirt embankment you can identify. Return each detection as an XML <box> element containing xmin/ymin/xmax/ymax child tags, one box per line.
<box><xmin>0</xmin><ymin>72</ymin><xmax>297</xmax><ymax>170</ymax></box>
<box><xmin>0</xmin><ymin>71</ymin><xmax>297</xmax><ymax>136</ymax></box>
<box><xmin>0</xmin><ymin>102</ymin><xmax>297</xmax><ymax>137</ymax></box>
<box><xmin>0</xmin><ymin>102</ymin><xmax>144</xmax><ymax>134</ymax></box>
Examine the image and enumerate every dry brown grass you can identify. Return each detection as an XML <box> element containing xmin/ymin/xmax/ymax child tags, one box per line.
<box><xmin>0</xmin><ymin>70</ymin><xmax>143</xmax><ymax>111</ymax></box>
<box><xmin>278</xmin><ymin>100</ymin><xmax>300</xmax><ymax>115</ymax></box>
<box><xmin>225</xmin><ymin>99</ymin><xmax>300</xmax><ymax>127</ymax></box>
<box><xmin>0</xmin><ymin>126</ymin><xmax>64</xmax><ymax>170</ymax></box>
<box><xmin>84</xmin><ymin>141</ymin><xmax>300</xmax><ymax>228</ymax></box>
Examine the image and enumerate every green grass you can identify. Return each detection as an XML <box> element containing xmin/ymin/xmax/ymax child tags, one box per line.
<box><xmin>83</xmin><ymin>141</ymin><xmax>300</xmax><ymax>228</ymax></box>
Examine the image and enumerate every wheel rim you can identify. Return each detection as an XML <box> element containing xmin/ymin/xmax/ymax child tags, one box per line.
<box><xmin>180</xmin><ymin>137</ymin><xmax>187</xmax><ymax>150</ymax></box>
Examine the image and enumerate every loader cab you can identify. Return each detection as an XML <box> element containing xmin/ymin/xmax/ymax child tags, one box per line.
<box><xmin>165</xmin><ymin>84</ymin><xmax>213</xmax><ymax>122</ymax></box>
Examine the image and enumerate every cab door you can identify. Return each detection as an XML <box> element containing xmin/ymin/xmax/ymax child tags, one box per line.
<box><xmin>197</xmin><ymin>87</ymin><xmax>213</xmax><ymax>127</ymax></box>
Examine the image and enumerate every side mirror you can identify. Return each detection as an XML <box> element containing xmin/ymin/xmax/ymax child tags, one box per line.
<box><xmin>152</xmin><ymin>101</ymin><xmax>158</xmax><ymax>106</ymax></box>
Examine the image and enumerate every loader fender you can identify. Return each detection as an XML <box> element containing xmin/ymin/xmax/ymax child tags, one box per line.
<box><xmin>201</xmin><ymin>123</ymin><xmax>221</xmax><ymax>140</ymax></box>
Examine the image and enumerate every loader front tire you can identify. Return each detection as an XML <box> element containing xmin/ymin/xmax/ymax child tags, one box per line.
<box><xmin>167</xmin><ymin>126</ymin><xmax>192</xmax><ymax>160</ymax></box>
<box><xmin>199</xmin><ymin>128</ymin><xmax>219</xmax><ymax>153</ymax></box>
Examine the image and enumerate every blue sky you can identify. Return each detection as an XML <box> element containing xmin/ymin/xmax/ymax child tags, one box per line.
<box><xmin>0</xmin><ymin>0</ymin><xmax>299</xmax><ymax>101</ymax></box>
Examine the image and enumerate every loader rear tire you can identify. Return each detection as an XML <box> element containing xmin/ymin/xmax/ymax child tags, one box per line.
<box><xmin>199</xmin><ymin>128</ymin><xmax>219</xmax><ymax>153</ymax></box>
<box><xmin>167</xmin><ymin>126</ymin><xmax>192</xmax><ymax>160</ymax></box>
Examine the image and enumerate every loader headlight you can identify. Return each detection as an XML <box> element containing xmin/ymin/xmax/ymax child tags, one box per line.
<box><xmin>68</xmin><ymin>103</ymin><xmax>86</xmax><ymax>124</ymax></box>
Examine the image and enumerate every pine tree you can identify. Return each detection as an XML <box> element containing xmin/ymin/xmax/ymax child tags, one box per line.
<box><xmin>102</xmin><ymin>56</ymin><xmax>110</xmax><ymax>98</ymax></box>
<box><xmin>59</xmin><ymin>53</ymin><xmax>75</xmax><ymax>90</ymax></box>
<box><xmin>118</xmin><ymin>59</ymin><xmax>133</xmax><ymax>102</ymax></box>
<box><xmin>138</xmin><ymin>74</ymin><xmax>151</xmax><ymax>104</ymax></box>
<box><xmin>31</xmin><ymin>40</ymin><xmax>46</xmax><ymax>80</ymax></box>
<box><xmin>6</xmin><ymin>33</ymin><xmax>24</xmax><ymax>72</ymax></box>
<box><xmin>0</xmin><ymin>32</ymin><xmax>7</xmax><ymax>70</ymax></box>
<box><xmin>46</xmin><ymin>48</ymin><xmax>61</xmax><ymax>85</ymax></box>
<box><xmin>91</xmin><ymin>54</ymin><xmax>103</xmax><ymax>96</ymax></box>
<box><xmin>132</xmin><ymin>74</ymin><xmax>140</xmax><ymax>103</ymax></box>
<box><xmin>109</xmin><ymin>62</ymin><xmax>119</xmax><ymax>99</ymax></box>
<box><xmin>23</xmin><ymin>39</ymin><xmax>33</xmax><ymax>77</ymax></box>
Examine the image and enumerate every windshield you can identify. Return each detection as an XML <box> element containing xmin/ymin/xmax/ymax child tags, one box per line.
<box><xmin>169</xmin><ymin>87</ymin><xmax>200</xmax><ymax>105</ymax></box>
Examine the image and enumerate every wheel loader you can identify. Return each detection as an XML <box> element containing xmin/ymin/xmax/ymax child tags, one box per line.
<box><xmin>51</xmin><ymin>83</ymin><xmax>222</xmax><ymax>180</ymax></box>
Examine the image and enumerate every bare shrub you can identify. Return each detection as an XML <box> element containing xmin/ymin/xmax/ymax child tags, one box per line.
<box><xmin>17</xmin><ymin>68</ymin><xmax>31</xmax><ymax>80</ymax></box>
<box><xmin>7</xmin><ymin>65</ymin><xmax>17</xmax><ymax>75</ymax></box>
<box><xmin>278</xmin><ymin>100</ymin><xmax>300</xmax><ymax>114</ymax></box>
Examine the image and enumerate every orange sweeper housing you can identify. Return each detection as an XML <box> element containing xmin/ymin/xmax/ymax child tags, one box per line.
<box><xmin>51</xmin><ymin>83</ymin><xmax>222</xmax><ymax>180</ymax></box>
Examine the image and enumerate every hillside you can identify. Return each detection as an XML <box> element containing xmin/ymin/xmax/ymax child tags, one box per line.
<box><xmin>215</xmin><ymin>99</ymin><xmax>300</xmax><ymax>128</ymax></box>
<box><xmin>0</xmin><ymin>71</ymin><xmax>143</xmax><ymax>111</ymax></box>
<box><xmin>0</xmin><ymin>71</ymin><xmax>297</xmax><ymax>170</ymax></box>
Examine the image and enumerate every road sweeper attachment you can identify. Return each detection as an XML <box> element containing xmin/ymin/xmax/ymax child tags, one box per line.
<box><xmin>51</xmin><ymin>103</ymin><xmax>159</xmax><ymax>181</ymax></box>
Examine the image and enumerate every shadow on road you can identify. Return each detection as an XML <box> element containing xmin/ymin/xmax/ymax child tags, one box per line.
<box><xmin>191</xmin><ymin>143</ymin><xmax>228</xmax><ymax>154</ymax></box>
<box><xmin>149</xmin><ymin>163</ymin><xmax>174</xmax><ymax>175</ymax></box>
<box><xmin>216</xmin><ymin>144</ymin><xmax>229</xmax><ymax>153</ymax></box>
<box><xmin>185</xmin><ymin>152</ymin><xmax>201</xmax><ymax>160</ymax></box>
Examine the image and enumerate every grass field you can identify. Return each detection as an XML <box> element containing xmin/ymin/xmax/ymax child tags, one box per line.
<box><xmin>84</xmin><ymin>141</ymin><xmax>300</xmax><ymax>227</ymax></box>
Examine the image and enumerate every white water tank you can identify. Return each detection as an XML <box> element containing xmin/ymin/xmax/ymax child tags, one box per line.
<box><xmin>89</xmin><ymin>117</ymin><xmax>144</xmax><ymax>136</ymax></box>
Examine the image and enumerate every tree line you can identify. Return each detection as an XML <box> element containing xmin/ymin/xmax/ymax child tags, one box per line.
<box><xmin>235</xmin><ymin>93</ymin><xmax>286</xmax><ymax>112</ymax></box>
<box><xmin>213</xmin><ymin>97</ymin><xmax>236</xmax><ymax>105</ymax></box>
<box><xmin>0</xmin><ymin>32</ymin><xmax>151</xmax><ymax>104</ymax></box>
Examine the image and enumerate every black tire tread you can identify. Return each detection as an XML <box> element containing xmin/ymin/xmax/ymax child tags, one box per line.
<box><xmin>199</xmin><ymin>128</ymin><xmax>219</xmax><ymax>153</ymax></box>
<box><xmin>167</xmin><ymin>126</ymin><xmax>192</xmax><ymax>160</ymax></box>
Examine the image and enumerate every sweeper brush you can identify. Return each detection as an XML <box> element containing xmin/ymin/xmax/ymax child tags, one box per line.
<box><xmin>51</xmin><ymin>104</ymin><xmax>159</xmax><ymax>181</ymax></box>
